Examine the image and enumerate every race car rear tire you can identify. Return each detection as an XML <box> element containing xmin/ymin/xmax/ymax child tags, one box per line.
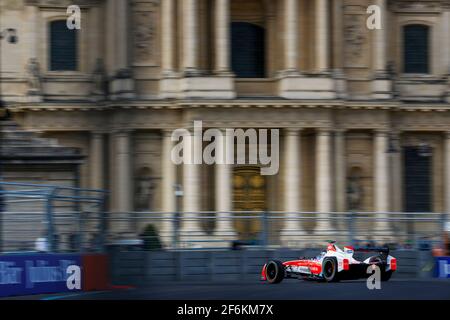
<box><xmin>369</xmin><ymin>256</ymin><xmax>392</xmax><ymax>281</ymax></box>
<box><xmin>265</xmin><ymin>260</ymin><xmax>285</xmax><ymax>284</ymax></box>
<box><xmin>322</xmin><ymin>257</ymin><xmax>339</xmax><ymax>282</ymax></box>
<box><xmin>381</xmin><ymin>270</ymin><xmax>392</xmax><ymax>281</ymax></box>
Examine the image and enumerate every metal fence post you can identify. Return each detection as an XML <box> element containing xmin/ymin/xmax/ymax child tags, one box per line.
<box><xmin>99</xmin><ymin>194</ymin><xmax>108</xmax><ymax>252</ymax></box>
<box><xmin>0</xmin><ymin>184</ymin><xmax>3</xmax><ymax>253</ymax></box>
<box><xmin>348</xmin><ymin>211</ymin><xmax>355</xmax><ymax>246</ymax></box>
<box><xmin>262</xmin><ymin>211</ymin><xmax>269</xmax><ymax>249</ymax></box>
<box><xmin>46</xmin><ymin>191</ymin><xmax>55</xmax><ymax>253</ymax></box>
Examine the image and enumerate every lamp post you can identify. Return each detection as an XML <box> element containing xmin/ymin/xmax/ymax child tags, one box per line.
<box><xmin>0</xmin><ymin>27</ymin><xmax>19</xmax><ymax>253</ymax></box>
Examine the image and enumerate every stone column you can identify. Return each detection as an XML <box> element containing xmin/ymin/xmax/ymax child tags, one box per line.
<box><xmin>315</xmin><ymin>129</ymin><xmax>332</xmax><ymax>232</ymax></box>
<box><xmin>215</xmin><ymin>0</ymin><xmax>231</xmax><ymax>74</ymax></box>
<box><xmin>161</xmin><ymin>130</ymin><xmax>176</xmax><ymax>240</ymax></box>
<box><xmin>374</xmin><ymin>130</ymin><xmax>391</xmax><ymax>233</ymax></box>
<box><xmin>284</xmin><ymin>0</ymin><xmax>299</xmax><ymax>72</ymax></box>
<box><xmin>115</xmin><ymin>130</ymin><xmax>133</xmax><ymax>212</ymax></box>
<box><xmin>334</xmin><ymin>129</ymin><xmax>346</xmax><ymax>213</ymax></box>
<box><xmin>332</xmin><ymin>0</ymin><xmax>344</xmax><ymax>70</ymax></box>
<box><xmin>105</xmin><ymin>0</ymin><xmax>116</xmax><ymax>75</ymax></box>
<box><xmin>315</xmin><ymin>0</ymin><xmax>329</xmax><ymax>72</ymax></box>
<box><xmin>183</xmin><ymin>0</ymin><xmax>199</xmax><ymax>75</ymax></box>
<box><xmin>182</xmin><ymin>135</ymin><xmax>202</xmax><ymax>234</ymax></box>
<box><xmin>332</xmin><ymin>0</ymin><xmax>347</xmax><ymax>99</ymax></box>
<box><xmin>115</xmin><ymin>130</ymin><xmax>133</xmax><ymax>233</ymax></box>
<box><xmin>281</xmin><ymin>129</ymin><xmax>304</xmax><ymax>239</ymax></box>
<box><xmin>371</xmin><ymin>0</ymin><xmax>392</xmax><ymax>99</ymax></box>
<box><xmin>116</xmin><ymin>0</ymin><xmax>129</xmax><ymax>71</ymax></box>
<box><xmin>214</xmin><ymin>130</ymin><xmax>236</xmax><ymax>238</ymax></box>
<box><xmin>390</xmin><ymin>131</ymin><xmax>402</xmax><ymax>212</ymax></box>
<box><xmin>442</xmin><ymin>6</ymin><xmax>450</xmax><ymax>74</ymax></box>
<box><xmin>111</xmin><ymin>0</ymin><xmax>135</xmax><ymax>99</ymax></box>
<box><xmin>90</xmin><ymin>132</ymin><xmax>105</xmax><ymax>190</ymax></box>
<box><xmin>445</xmin><ymin>6</ymin><xmax>450</xmax><ymax>102</ymax></box>
<box><xmin>161</xmin><ymin>0</ymin><xmax>176</xmax><ymax>75</ymax></box>
<box><xmin>373</xmin><ymin>0</ymin><xmax>387</xmax><ymax>73</ymax></box>
<box><xmin>444</xmin><ymin>132</ymin><xmax>450</xmax><ymax>217</ymax></box>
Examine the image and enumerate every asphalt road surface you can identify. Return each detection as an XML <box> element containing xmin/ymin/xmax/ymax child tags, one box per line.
<box><xmin>6</xmin><ymin>279</ymin><xmax>450</xmax><ymax>300</ymax></box>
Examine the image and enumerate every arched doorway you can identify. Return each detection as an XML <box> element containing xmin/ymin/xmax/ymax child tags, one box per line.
<box><xmin>232</xmin><ymin>167</ymin><xmax>266</xmax><ymax>241</ymax></box>
<box><xmin>231</xmin><ymin>22</ymin><xmax>266</xmax><ymax>78</ymax></box>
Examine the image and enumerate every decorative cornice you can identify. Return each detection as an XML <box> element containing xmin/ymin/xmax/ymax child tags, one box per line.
<box><xmin>7</xmin><ymin>100</ymin><xmax>450</xmax><ymax>113</ymax></box>
<box><xmin>25</xmin><ymin>0</ymin><xmax>101</xmax><ymax>8</ymax></box>
<box><xmin>389</xmin><ymin>0</ymin><xmax>445</xmax><ymax>13</ymax></box>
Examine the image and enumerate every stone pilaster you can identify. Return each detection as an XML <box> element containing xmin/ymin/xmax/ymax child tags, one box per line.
<box><xmin>334</xmin><ymin>129</ymin><xmax>346</xmax><ymax>214</ymax></box>
<box><xmin>281</xmin><ymin>128</ymin><xmax>304</xmax><ymax>243</ymax></box>
<box><xmin>161</xmin><ymin>129</ymin><xmax>176</xmax><ymax>242</ymax></box>
<box><xmin>90</xmin><ymin>132</ymin><xmax>104</xmax><ymax>190</ymax></box>
<box><xmin>215</xmin><ymin>0</ymin><xmax>232</xmax><ymax>75</ymax></box>
<box><xmin>182</xmin><ymin>134</ymin><xmax>202</xmax><ymax>236</ymax></box>
<box><xmin>315</xmin><ymin>0</ymin><xmax>329</xmax><ymax>72</ymax></box>
<box><xmin>115</xmin><ymin>130</ymin><xmax>133</xmax><ymax>213</ymax></box>
<box><xmin>183</xmin><ymin>0</ymin><xmax>200</xmax><ymax>76</ymax></box>
<box><xmin>111</xmin><ymin>0</ymin><xmax>135</xmax><ymax>99</ymax></box>
<box><xmin>161</xmin><ymin>0</ymin><xmax>176</xmax><ymax>76</ymax></box>
<box><xmin>315</xmin><ymin>128</ymin><xmax>333</xmax><ymax>233</ymax></box>
<box><xmin>113</xmin><ymin>130</ymin><xmax>133</xmax><ymax>233</ymax></box>
<box><xmin>372</xmin><ymin>0</ymin><xmax>392</xmax><ymax>100</ymax></box>
<box><xmin>214</xmin><ymin>130</ymin><xmax>236</xmax><ymax>239</ymax></box>
<box><xmin>283</xmin><ymin>0</ymin><xmax>299</xmax><ymax>73</ymax></box>
<box><xmin>374</xmin><ymin>130</ymin><xmax>391</xmax><ymax>235</ymax></box>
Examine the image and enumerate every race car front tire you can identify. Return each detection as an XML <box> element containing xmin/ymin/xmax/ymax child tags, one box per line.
<box><xmin>265</xmin><ymin>260</ymin><xmax>285</xmax><ymax>284</ymax></box>
<box><xmin>322</xmin><ymin>257</ymin><xmax>339</xmax><ymax>282</ymax></box>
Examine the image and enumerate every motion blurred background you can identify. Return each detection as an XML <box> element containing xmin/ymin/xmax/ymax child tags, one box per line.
<box><xmin>1</xmin><ymin>0</ymin><xmax>450</xmax><ymax>297</ymax></box>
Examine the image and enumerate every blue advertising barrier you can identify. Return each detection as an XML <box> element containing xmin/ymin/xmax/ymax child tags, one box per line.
<box><xmin>434</xmin><ymin>256</ymin><xmax>450</xmax><ymax>278</ymax></box>
<box><xmin>0</xmin><ymin>254</ymin><xmax>82</xmax><ymax>297</ymax></box>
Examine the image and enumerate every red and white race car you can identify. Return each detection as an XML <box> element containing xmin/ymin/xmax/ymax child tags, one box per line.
<box><xmin>261</xmin><ymin>241</ymin><xmax>397</xmax><ymax>283</ymax></box>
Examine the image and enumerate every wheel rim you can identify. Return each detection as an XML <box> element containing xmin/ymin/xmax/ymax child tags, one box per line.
<box><xmin>267</xmin><ymin>262</ymin><xmax>277</xmax><ymax>280</ymax></box>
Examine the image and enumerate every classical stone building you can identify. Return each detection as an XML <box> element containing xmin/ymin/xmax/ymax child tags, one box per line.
<box><xmin>1</xmin><ymin>0</ymin><xmax>450</xmax><ymax>242</ymax></box>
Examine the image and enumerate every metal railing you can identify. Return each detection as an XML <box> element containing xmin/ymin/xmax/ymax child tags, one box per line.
<box><xmin>0</xmin><ymin>181</ymin><xmax>107</xmax><ymax>253</ymax></box>
<box><xmin>104</xmin><ymin>211</ymin><xmax>447</xmax><ymax>251</ymax></box>
<box><xmin>0</xmin><ymin>181</ymin><xmax>446</xmax><ymax>253</ymax></box>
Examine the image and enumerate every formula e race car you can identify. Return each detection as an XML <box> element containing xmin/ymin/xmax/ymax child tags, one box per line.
<box><xmin>261</xmin><ymin>241</ymin><xmax>397</xmax><ymax>283</ymax></box>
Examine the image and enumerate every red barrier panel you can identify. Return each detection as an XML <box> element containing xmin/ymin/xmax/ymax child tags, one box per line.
<box><xmin>82</xmin><ymin>254</ymin><xmax>109</xmax><ymax>291</ymax></box>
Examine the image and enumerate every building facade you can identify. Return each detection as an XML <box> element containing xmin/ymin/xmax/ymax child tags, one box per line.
<box><xmin>1</xmin><ymin>0</ymin><xmax>450</xmax><ymax>241</ymax></box>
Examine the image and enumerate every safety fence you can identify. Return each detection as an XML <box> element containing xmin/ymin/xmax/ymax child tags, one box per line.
<box><xmin>0</xmin><ymin>181</ymin><xmax>107</xmax><ymax>253</ymax></box>
<box><xmin>105</xmin><ymin>211</ymin><xmax>447</xmax><ymax>251</ymax></box>
<box><xmin>0</xmin><ymin>181</ymin><xmax>447</xmax><ymax>253</ymax></box>
<box><xmin>109</xmin><ymin>249</ymin><xmax>434</xmax><ymax>285</ymax></box>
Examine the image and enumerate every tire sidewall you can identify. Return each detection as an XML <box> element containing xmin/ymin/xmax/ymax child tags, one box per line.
<box><xmin>266</xmin><ymin>260</ymin><xmax>284</xmax><ymax>284</ymax></box>
<box><xmin>322</xmin><ymin>257</ymin><xmax>338</xmax><ymax>282</ymax></box>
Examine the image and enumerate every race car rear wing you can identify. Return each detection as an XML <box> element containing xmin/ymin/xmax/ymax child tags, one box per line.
<box><xmin>354</xmin><ymin>246</ymin><xmax>390</xmax><ymax>256</ymax></box>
